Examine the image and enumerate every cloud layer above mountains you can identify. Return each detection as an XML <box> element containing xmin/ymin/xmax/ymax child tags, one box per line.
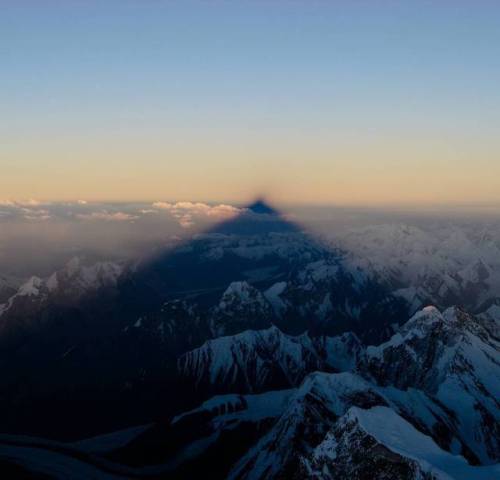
<box><xmin>0</xmin><ymin>200</ymin><xmax>247</xmax><ymax>276</ymax></box>
<box><xmin>1</xmin><ymin>199</ymin><xmax>499</xmax><ymax>280</ymax></box>
<box><xmin>0</xmin><ymin>200</ymin><xmax>243</xmax><ymax>228</ymax></box>
<box><xmin>152</xmin><ymin>201</ymin><xmax>244</xmax><ymax>228</ymax></box>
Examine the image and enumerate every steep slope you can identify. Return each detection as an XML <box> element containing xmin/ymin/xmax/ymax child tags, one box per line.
<box><xmin>172</xmin><ymin>305</ymin><xmax>500</xmax><ymax>477</ymax></box>
<box><xmin>209</xmin><ymin>281</ymin><xmax>273</xmax><ymax>336</ymax></box>
<box><xmin>335</xmin><ymin>222</ymin><xmax>500</xmax><ymax>313</ymax></box>
<box><xmin>106</xmin><ymin>389</ymin><xmax>295</xmax><ymax>477</ymax></box>
<box><xmin>364</xmin><ymin>306</ymin><xmax>500</xmax><ymax>463</ymax></box>
<box><xmin>0</xmin><ymin>257</ymin><xmax>124</xmax><ymax>322</ymax></box>
<box><xmin>223</xmin><ymin>370</ymin><xmax>498</xmax><ymax>479</ymax></box>
<box><xmin>478</xmin><ymin>302</ymin><xmax>500</xmax><ymax>339</ymax></box>
<box><xmin>305</xmin><ymin>406</ymin><xmax>500</xmax><ymax>480</ymax></box>
<box><xmin>227</xmin><ymin>373</ymin><xmax>388</xmax><ymax>480</ymax></box>
<box><xmin>262</xmin><ymin>256</ymin><xmax>408</xmax><ymax>341</ymax></box>
<box><xmin>178</xmin><ymin>327</ymin><xmax>363</xmax><ymax>395</ymax></box>
<box><xmin>0</xmin><ymin>275</ymin><xmax>19</xmax><ymax>305</ymax></box>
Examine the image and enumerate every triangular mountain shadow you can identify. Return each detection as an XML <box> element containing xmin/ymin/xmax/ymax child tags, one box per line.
<box><xmin>121</xmin><ymin>198</ymin><xmax>303</xmax><ymax>307</ymax></box>
<box><xmin>247</xmin><ymin>199</ymin><xmax>277</xmax><ymax>214</ymax></box>
<box><xmin>209</xmin><ymin>199</ymin><xmax>299</xmax><ymax>235</ymax></box>
<box><xmin>0</xmin><ymin>198</ymin><xmax>410</xmax><ymax>440</ymax></box>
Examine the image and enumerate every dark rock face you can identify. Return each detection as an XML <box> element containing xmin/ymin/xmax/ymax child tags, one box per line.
<box><xmin>303</xmin><ymin>414</ymin><xmax>435</xmax><ymax>480</ymax></box>
<box><xmin>167</xmin><ymin>307</ymin><xmax>499</xmax><ymax>478</ymax></box>
<box><xmin>361</xmin><ymin>306</ymin><xmax>500</xmax><ymax>464</ymax></box>
<box><xmin>178</xmin><ymin>327</ymin><xmax>363</xmax><ymax>396</ymax></box>
<box><xmin>0</xmin><ymin>306</ymin><xmax>498</xmax><ymax>478</ymax></box>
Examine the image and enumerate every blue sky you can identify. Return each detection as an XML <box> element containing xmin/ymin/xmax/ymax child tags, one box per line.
<box><xmin>2</xmin><ymin>1</ymin><xmax>500</xmax><ymax>204</ymax></box>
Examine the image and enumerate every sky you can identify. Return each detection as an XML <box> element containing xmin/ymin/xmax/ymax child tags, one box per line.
<box><xmin>1</xmin><ymin>1</ymin><xmax>500</xmax><ymax>206</ymax></box>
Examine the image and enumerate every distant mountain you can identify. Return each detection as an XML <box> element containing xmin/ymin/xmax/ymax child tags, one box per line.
<box><xmin>335</xmin><ymin>223</ymin><xmax>500</xmax><ymax>313</ymax></box>
<box><xmin>0</xmin><ymin>200</ymin><xmax>408</xmax><ymax>439</ymax></box>
<box><xmin>0</xmin><ymin>201</ymin><xmax>498</xmax><ymax>479</ymax></box>
<box><xmin>0</xmin><ymin>256</ymin><xmax>125</xmax><ymax>343</ymax></box>
<box><xmin>209</xmin><ymin>281</ymin><xmax>274</xmax><ymax>336</ymax></box>
<box><xmin>178</xmin><ymin>326</ymin><xmax>362</xmax><ymax>395</ymax></box>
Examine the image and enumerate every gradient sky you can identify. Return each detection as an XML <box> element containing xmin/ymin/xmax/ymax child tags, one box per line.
<box><xmin>2</xmin><ymin>1</ymin><xmax>500</xmax><ymax>206</ymax></box>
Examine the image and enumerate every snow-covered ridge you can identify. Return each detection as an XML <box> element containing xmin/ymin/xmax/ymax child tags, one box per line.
<box><xmin>172</xmin><ymin>389</ymin><xmax>294</xmax><ymax>427</ymax></box>
<box><xmin>0</xmin><ymin>257</ymin><xmax>124</xmax><ymax>319</ymax></box>
<box><xmin>307</xmin><ymin>406</ymin><xmax>500</xmax><ymax>480</ymax></box>
<box><xmin>331</xmin><ymin>222</ymin><xmax>500</xmax><ymax>313</ymax></box>
<box><xmin>218</xmin><ymin>281</ymin><xmax>267</xmax><ymax>309</ymax></box>
<box><xmin>364</xmin><ymin>305</ymin><xmax>500</xmax><ymax>464</ymax></box>
<box><xmin>210</xmin><ymin>281</ymin><xmax>274</xmax><ymax>336</ymax></box>
<box><xmin>178</xmin><ymin>326</ymin><xmax>363</xmax><ymax>394</ymax></box>
<box><xmin>171</xmin><ymin>305</ymin><xmax>500</xmax><ymax>476</ymax></box>
<box><xmin>225</xmin><ymin>369</ymin><xmax>496</xmax><ymax>480</ymax></box>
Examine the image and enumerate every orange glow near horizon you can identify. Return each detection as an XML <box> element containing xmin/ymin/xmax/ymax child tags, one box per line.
<box><xmin>2</xmin><ymin>2</ymin><xmax>500</xmax><ymax>207</ymax></box>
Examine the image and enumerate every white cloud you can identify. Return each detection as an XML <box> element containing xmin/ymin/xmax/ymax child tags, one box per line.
<box><xmin>152</xmin><ymin>201</ymin><xmax>243</xmax><ymax>228</ymax></box>
<box><xmin>0</xmin><ymin>199</ymin><xmax>50</xmax><ymax>208</ymax></box>
<box><xmin>152</xmin><ymin>202</ymin><xmax>173</xmax><ymax>210</ymax></box>
<box><xmin>22</xmin><ymin>208</ymin><xmax>51</xmax><ymax>221</ymax></box>
<box><xmin>20</xmin><ymin>199</ymin><xmax>45</xmax><ymax>206</ymax></box>
<box><xmin>0</xmin><ymin>201</ymin><xmax>52</xmax><ymax>220</ymax></box>
<box><xmin>24</xmin><ymin>214</ymin><xmax>52</xmax><ymax>221</ymax></box>
<box><xmin>76</xmin><ymin>211</ymin><xmax>138</xmax><ymax>221</ymax></box>
<box><xmin>178</xmin><ymin>215</ymin><xmax>194</xmax><ymax>228</ymax></box>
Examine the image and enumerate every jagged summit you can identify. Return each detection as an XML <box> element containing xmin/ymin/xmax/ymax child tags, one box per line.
<box><xmin>211</xmin><ymin>198</ymin><xmax>299</xmax><ymax>235</ymax></box>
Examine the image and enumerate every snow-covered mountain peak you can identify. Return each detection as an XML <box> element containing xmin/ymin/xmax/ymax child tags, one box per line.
<box><xmin>178</xmin><ymin>328</ymin><xmax>365</xmax><ymax>395</ymax></box>
<box><xmin>366</xmin><ymin>305</ymin><xmax>498</xmax><ymax>381</ymax></box>
<box><xmin>56</xmin><ymin>257</ymin><xmax>123</xmax><ymax>290</ymax></box>
<box><xmin>406</xmin><ymin>304</ymin><xmax>443</xmax><ymax>326</ymax></box>
<box><xmin>293</xmin><ymin>371</ymin><xmax>384</xmax><ymax>413</ymax></box>
<box><xmin>219</xmin><ymin>281</ymin><xmax>269</xmax><ymax>311</ymax></box>
<box><xmin>371</xmin><ymin>305</ymin><xmax>491</xmax><ymax>356</ymax></box>
<box><xmin>9</xmin><ymin>257</ymin><xmax>123</xmax><ymax>298</ymax></box>
<box><xmin>366</xmin><ymin>305</ymin><xmax>444</xmax><ymax>361</ymax></box>
<box><xmin>179</xmin><ymin>327</ymin><xmax>321</xmax><ymax>394</ymax></box>
<box><xmin>210</xmin><ymin>282</ymin><xmax>274</xmax><ymax>336</ymax></box>
<box><xmin>331</xmin><ymin>221</ymin><xmax>500</xmax><ymax>313</ymax></box>
<box><xmin>363</xmin><ymin>305</ymin><xmax>500</xmax><ymax>463</ymax></box>
<box><xmin>17</xmin><ymin>276</ymin><xmax>43</xmax><ymax>297</ymax></box>
<box><xmin>307</xmin><ymin>405</ymin><xmax>499</xmax><ymax>480</ymax></box>
<box><xmin>227</xmin><ymin>372</ymin><xmax>390</xmax><ymax>480</ymax></box>
<box><xmin>0</xmin><ymin>259</ymin><xmax>125</xmax><ymax>321</ymax></box>
<box><xmin>65</xmin><ymin>256</ymin><xmax>83</xmax><ymax>276</ymax></box>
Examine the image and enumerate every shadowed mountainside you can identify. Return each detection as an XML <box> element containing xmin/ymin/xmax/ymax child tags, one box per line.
<box><xmin>0</xmin><ymin>200</ymin><xmax>409</xmax><ymax>440</ymax></box>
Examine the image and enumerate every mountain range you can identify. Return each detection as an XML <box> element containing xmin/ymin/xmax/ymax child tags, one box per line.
<box><xmin>0</xmin><ymin>201</ymin><xmax>498</xmax><ymax>479</ymax></box>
